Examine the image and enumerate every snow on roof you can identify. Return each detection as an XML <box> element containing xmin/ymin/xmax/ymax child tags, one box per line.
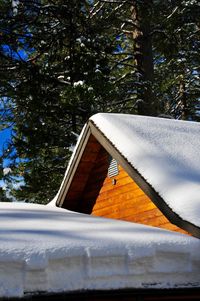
<box><xmin>0</xmin><ymin>202</ymin><xmax>200</xmax><ymax>298</ymax></box>
<box><xmin>90</xmin><ymin>113</ymin><xmax>200</xmax><ymax>228</ymax></box>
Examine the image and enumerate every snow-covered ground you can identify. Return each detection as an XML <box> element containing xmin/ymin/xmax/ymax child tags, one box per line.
<box><xmin>0</xmin><ymin>202</ymin><xmax>200</xmax><ymax>298</ymax></box>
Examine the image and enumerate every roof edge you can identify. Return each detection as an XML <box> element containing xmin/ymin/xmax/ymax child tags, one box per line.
<box><xmin>56</xmin><ymin>123</ymin><xmax>91</xmax><ymax>207</ymax></box>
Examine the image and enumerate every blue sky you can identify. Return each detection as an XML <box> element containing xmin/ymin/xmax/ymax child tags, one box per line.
<box><xmin>0</xmin><ymin>28</ymin><xmax>33</xmax><ymax>192</ymax></box>
<box><xmin>0</xmin><ymin>128</ymin><xmax>12</xmax><ymax>167</ymax></box>
<box><xmin>1</xmin><ymin>42</ymin><xmax>30</xmax><ymax>168</ymax></box>
<box><xmin>0</xmin><ymin>128</ymin><xmax>10</xmax><ymax>187</ymax></box>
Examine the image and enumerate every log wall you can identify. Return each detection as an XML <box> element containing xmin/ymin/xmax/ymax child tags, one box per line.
<box><xmin>80</xmin><ymin>147</ymin><xmax>188</xmax><ymax>235</ymax></box>
<box><xmin>62</xmin><ymin>135</ymin><xmax>189</xmax><ymax>236</ymax></box>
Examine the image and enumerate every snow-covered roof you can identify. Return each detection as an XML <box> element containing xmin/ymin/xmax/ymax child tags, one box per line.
<box><xmin>88</xmin><ymin>113</ymin><xmax>200</xmax><ymax>231</ymax></box>
<box><xmin>1</xmin><ymin>202</ymin><xmax>200</xmax><ymax>298</ymax></box>
<box><xmin>55</xmin><ymin>113</ymin><xmax>200</xmax><ymax>237</ymax></box>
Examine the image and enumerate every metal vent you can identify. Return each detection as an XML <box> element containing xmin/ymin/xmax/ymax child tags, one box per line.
<box><xmin>108</xmin><ymin>157</ymin><xmax>119</xmax><ymax>178</ymax></box>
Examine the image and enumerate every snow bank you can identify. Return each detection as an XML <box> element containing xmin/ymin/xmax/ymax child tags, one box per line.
<box><xmin>0</xmin><ymin>202</ymin><xmax>200</xmax><ymax>298</ymax></box>
<box><xmin>90</xmin><ymin>113</ymin><xmax>200</xmax><ymax>228</ymax></box>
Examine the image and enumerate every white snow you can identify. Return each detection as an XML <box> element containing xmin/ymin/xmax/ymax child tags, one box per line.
<box><xmin>90</xmin><ymin>113</ymin><xmax>200</xmax><ymax>228</ymax></box>
<box><xmin>73</xmin><ymin>80</ymin><xmax>84</xmax><ymax>87</ymax></box>
<box><xmin>0</xmin><ymin>202</ymin><xmax>200</xmax><ymax>298</ymax></box>
<box><xmin>3</xmin><ymin>167</ymin><xmax>12</xmax><ymax>176</ymax></box>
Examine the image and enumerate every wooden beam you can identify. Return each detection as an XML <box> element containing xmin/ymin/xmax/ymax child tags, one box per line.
<box><xmin>56</xmin><ymin>124</ymin><xmax>92</xmax><ymax>207</ymax></box>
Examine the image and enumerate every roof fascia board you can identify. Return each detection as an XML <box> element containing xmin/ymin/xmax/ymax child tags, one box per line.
<box><xmin>56</xmin><ymin>123</ymin><xmax>91</xmax><ymax>207</ymax></box>
<box><xmin>89</xmin><ymin>120</ymin><xmax>200</xmax><ymax>238</ymax></box>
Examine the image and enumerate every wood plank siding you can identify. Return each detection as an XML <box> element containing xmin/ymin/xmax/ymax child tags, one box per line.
<box><xmin>62</xmin><ymin>135</ymin><xmax>189</xmax><ymax>235</ymax></box>
<box><xmin>62</xmin><ymin>134</ymin><xmax>102</xmax><ymax>211</ymax></box>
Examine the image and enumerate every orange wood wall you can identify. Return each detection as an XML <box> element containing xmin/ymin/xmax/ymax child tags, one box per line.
<box><xmin>79</xmin><ymin>147</ymin><xmax>188</xmax><ymax>235</ymax></box>
<box><xmin>62</xmin><ymin>135</ymin><xmax>102</xmax><ymax>211</ymax></box>
<box><xmin>62</xmin><ymin>136</ymin><xmax>189</xmax><ymax>235</ymax></box>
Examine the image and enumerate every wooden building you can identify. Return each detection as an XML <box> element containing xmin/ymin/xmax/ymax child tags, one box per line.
<box><xmin>55</xmin><ymin>113</ymin><xmax>200</xmax><ymax>238</ymax></box>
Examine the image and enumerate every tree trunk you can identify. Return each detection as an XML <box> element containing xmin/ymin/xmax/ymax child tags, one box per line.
<box><xmin>131</xmin><ymin>1</ymin><xmax>157</xmax><ymax>116</ymax></box>
<box><xmin>179</xmin><ymin>75</ymin><xmax>188</xmax><ymax>120</ymax></box>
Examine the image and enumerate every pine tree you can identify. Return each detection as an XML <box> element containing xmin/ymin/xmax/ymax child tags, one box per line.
<box><xmin>0</xmin><ymin>0</ymin><xmax>117</xmax><ymax>202</ymax></box>
<box><xmin>152</xmin><ymin>0</ymin><xmax>200</xmax><ymax>119</ymax></box>
<box><xmin>0</xmin><ymin>0</ymin><xmax>199</xmax><ymax>203</ymax></box>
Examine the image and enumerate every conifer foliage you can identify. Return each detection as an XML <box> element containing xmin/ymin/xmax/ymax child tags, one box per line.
<box><xmin>0</xmin><ymin>0</ymin><xmax>199</xmax><ymax>203</ymax></box>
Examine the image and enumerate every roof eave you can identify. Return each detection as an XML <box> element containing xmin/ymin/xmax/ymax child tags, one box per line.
<box><xmin>56</xmin><ymin>123</ymin><xmax>91</xmax><ymax>207</ymax></box>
